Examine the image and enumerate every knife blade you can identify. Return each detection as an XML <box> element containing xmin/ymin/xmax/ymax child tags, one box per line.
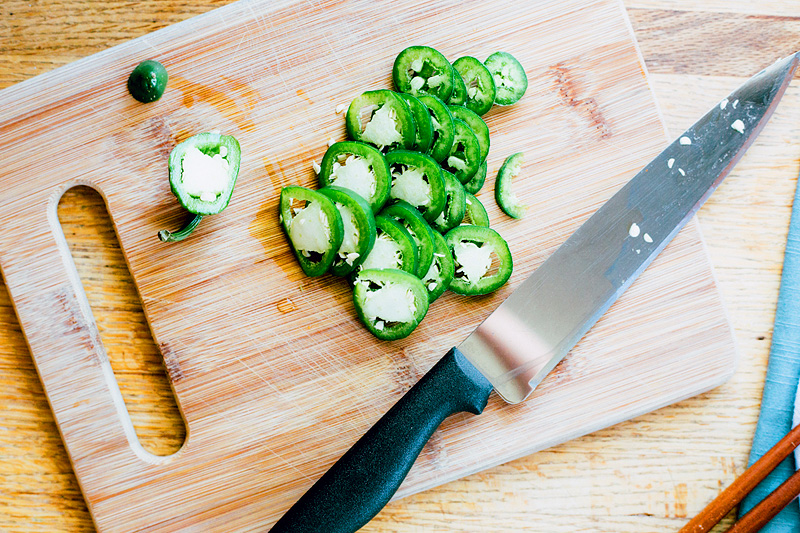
<box><xmin>271</xmin><ymin>53</ymin><xmax>799</xmax><ymax>533</ymax></box>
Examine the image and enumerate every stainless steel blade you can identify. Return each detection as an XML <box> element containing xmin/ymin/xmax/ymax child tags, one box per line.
<box><xmin>459</xmin><ymin>53</ymin><xmax>799</xmax><ymax>404</ymax></box>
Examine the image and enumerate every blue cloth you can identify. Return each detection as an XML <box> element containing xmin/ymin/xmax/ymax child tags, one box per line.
<box><xmin>738</xmin><ymin>172</ymin><xmax>800</xmax><ymax>529</ymax></box>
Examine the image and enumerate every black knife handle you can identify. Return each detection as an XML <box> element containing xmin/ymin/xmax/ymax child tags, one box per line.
<box><xmin>270</xmin><ymin>347</ymin><xmax>493</xmax><ymax>533</ymax></box>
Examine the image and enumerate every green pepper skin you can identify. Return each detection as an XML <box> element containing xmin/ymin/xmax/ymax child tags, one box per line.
<box><xmin>442</xmin><ymin>118</ymin><xmax>481</xmax><ymax>185</ymax></box>
<box><xmin>398</xmin><ymin>93</ymin><xmax>434</xmax><ymax>154</ymax></box>
<box><xmin>448</xmin><ymin>68</ymin><xmax>467</xmax><ymax>106</ymax></box>
<box><xmin>318</xmin><ymin>186</ymin><xmax>377</xmax><ymax>277</ymax></box>
<box><xmin>319</xmin><ymin>141</ymin><xmax>391</xmax><ymax>213</ymax></box>
<box><xmin>168</xmin><ymin>132</ymin><xmax>241</xmax><ymax>216</ymax></box>
<box><xmin>452</xmin><ymin>56</ymin><xmax>497</xmax><ymax>116</ymax></box>
<box><xmin>393</xmin><ymin>46</ymin><xmax>454</xmax><ymax>103</ymax></box>
<box><xmin>495</xmin><ymin>152</ymin><xmax>527</xmax><ymax>219</ymax></box>
<box><xmin>463</xmin><ymin>193</ymin><xmax>490</xmax><ymax>227</ymax></box>
<box><xmin>352</xmin><ymin>268</ymin><xmax>430</xmax><ymax>340</ymax></box>
<box><xmin>416</xmin><ymin>95</ymin><xmax>454</xmax><ymax>163</ymax></box>
<box><xmin>484</xmin><ymin>51</ymin><xmax>528</xmax><ymax>106</ymax></box>
<box><xmin>346</xmin><ymin>90</ymin><xmax>415</xmax><ymax>153</ymax></box>
<box><xmin>279</xmin><ymin>185</ymin><xmax>344</xmax><ymax>277</ymax></box>
<box><xmin>381</xmin><ymin>200</ymin><xmax>436</xmax><ymax>279</ymax></box>
<box><xmin>445</xmin><ymin>225</ymin><xmax>512</xmax><ymax>295</ymax></box>
<box><xmin>431</xmin><ymin>169</ymin><xmax>466</xmax><ymax>234</ymax></box>
<box><xmin>449</xmin><ymin>105</ymin><xmax>490</xmax><ymax>162</ymax></box>
<box><xmin>385</xmin><ymin>150</ymin><xmax>446</xmax><ymax>224</ymax></box>
<box><xmin>353</xmin><ymin>214</ymin><xmax>419</xmax><ymax>278</ymax></box>
<box><xmin>127</xmin><ymin>60</ymin><xmax>168</xmax><ymax>103</ymax></box>
<box><xmin>463</xmin><ymin>160</ymin><xmax>488</xmax><ymax>195</ymax></box>
<box><xmin>421</xmin><ymin>228</ymin><xmax>454</xmax><ymax>302</ymax></box>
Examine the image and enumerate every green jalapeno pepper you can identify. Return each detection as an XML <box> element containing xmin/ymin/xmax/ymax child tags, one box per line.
<box><xmin>393</xmin><ymin>46</ymin><xmax>454</xmax><ymax>103</ymax></box>
<box><xmin>421</xmin><ymin>228</ymin><xmax>454</xmax><ymax>302</ymax></box>
<box><xmin>318</xmin><ymin>141</ymin><xmax>391</xmax><ymax>213</ymax></box>
<box><xmin>398</xmin><ymin>93</ymin><xmax>434</xmax><ymax>154</ymax></box>
<box><xmin>128</xmin><ymin>59</ymin><xmax>168</xmax><ymax>103</ymax></box>
<box><xmin>318</xmin><ymin>186</ymin><xmax>377</xmax><ymax>277</ymax></box>
<box><xmin>441</xmin><ymin>118</ymin><xmax>482</xmax><ymax>185</ymax></box>
<box><xmin>279</xmin><ymin>185</ymin><xmax>344</xmax><ymax>277</ymax></box>
<box><xmin>463</xmin><ymin>192</ymin><xmax>490</xmax><ymax>227</ymax></box>
<box><xmin>416</xmin><ymin>95</ymin><xmax>454</xmax><ymax>163</ymax></box>
<box><xmin>380</xmin><ymin>200</ymin><xmax>435</xmax><ymax>279</ymax></box>
<box><xmin>158</xmin><ymin>132</ymin><xmax>241</xmax><ymax>242</ymax></box>
<box><xmin>385</xmin><ymin>150</ymin><xmax>446</xmax><ymax>224</ymax></box>
<box><xmin>431</xmin><ymin>169</ymin><xmax>466</xmax><ymax>234</ymax></box>
<box><xmin>346</xmin><ymin>90</ymin><xmax>415</xmax><ymax>153</ymax></box>
<box><xmin>353</xmin><ymin>214</ymin><xmax>418</xmax><ymax>277</ymax></box>
<box><xmin>463</xmin><ymin>160</ymin><xmax>488</xmax><ymax>195</ymax></box>
<box><xmin>484</xmin><ymin>51</ymin><xmax>528</xmax><ymax>106</ymax></box>
<box><xmin>495</xmin><ymin>152</ymin><xmax>527</xmax><ymax>219</ymax></box>
<box><xmin>449</xmin><ymin>105</ymin><xmax>490</xmax><ymax>162</ymax></box>
<box><xmin>352</xmin><ymin>268</ymin><xmax>430</xmax><ymax>340</ymax></box>
<box><xmin>452</xmin><ymin>56</ymin><xmax>497</xmax><ymax>116</ymax></box>
<box><xmin>445</xmin><ymin>225</ymin><xmax>512</xmax><ymax>295</ymax></box>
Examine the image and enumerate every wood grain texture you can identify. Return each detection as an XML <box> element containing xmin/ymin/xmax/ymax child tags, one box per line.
<box><xmin>0</xmin><ymin>1</ymin><xmax>796</xmax><ymax>532</ymax></box>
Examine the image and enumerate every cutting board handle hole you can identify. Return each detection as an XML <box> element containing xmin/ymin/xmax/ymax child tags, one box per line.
<box><xmin>57</xmin><ymin>186</ymin><xmax>187</xmax><ymax>457</ymax></box>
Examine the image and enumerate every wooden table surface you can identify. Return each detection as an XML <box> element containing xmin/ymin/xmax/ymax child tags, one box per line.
<box><xmin>2</xmin><ymin>1</ymin><xmax>800</xmax><ymax>531</ymax></box>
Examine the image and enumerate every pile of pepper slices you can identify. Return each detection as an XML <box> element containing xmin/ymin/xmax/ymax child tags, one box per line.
<box><xmin>280</xmin><ymin>45</ymin><xmax>528</xmax><ymax>340</ymax></box>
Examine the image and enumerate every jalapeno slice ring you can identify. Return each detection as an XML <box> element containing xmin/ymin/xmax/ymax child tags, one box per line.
<box><xmin>393</xmin><ymin>46</ymin><xmax>454</xmax><ymax>103</ymax></box>
<box><xmin>421</xmin><ymin>229</ymin><xmax>454</xmax><ymax>302</ymax></box>
<box><xmin>318</xmin><ymin>186</ymin><xmax>377</xmax><ymax>277</ymax></box>
<box><xmin>279</xmin><ymin>185</ymin><xmax>345</xmax><ymax>277</ymax></box>
<box><xmin>381</xmin><ymin>200</ymin><xmax>436</xmax><ymax>279</ymax></box>
<box><xmin>495</xmin><ymin>152</ymin><xmax>527</xmax><ymax>219</ymax></box>
<box><xmin>353</xmin><ymin>214</ymin><xmax>418</xmax><ymax>277</ymax></box>
<box><xmin>346</xmin><ymin>90</ymin><xmax>415</xmax><ymax>153</ymax></box>
<box><xmin>463</xmin><ymin>192</ymin><xmax>490</xmax><ymax>227</ymax></box>
<box><xmin>441</xmin><ymin>118</ymin><xmax>481</xmax><ymax>185</ymax></box>
<box><xmin>448</xmin><ymin>68</ymin><xmax>468</xmax><ymax>106</ymax></box>
<box><xmin>445</xmin><ymin>225</ymin><xmax>512</xmax><ymax>295</ymax></box>
<box><xmin>463</xmin><ymin>160</ymin><xmax>488</xmax><ymax>195</ymax></box>
<box><xmin>385</xmin><ymin>150</ymin><xmax>446</xmax><ymax>224</ymax></box>
<box><xmin>319</xmin><ymin>141</ymin><xmax>391</xmax><ymax>213</ymax></box>
<box><xmin>398</xmin><ymin>93</ymin><xmax>434</xmax><ymax>154</ymax></box>
<box><xmin>416</xmin><ymin>95</ymin><xmax>455</xmax><ymax>163</ymax></box>
<box><xmin>484</xmin><ymin>51</ymin><xmax>528</xmax><ymax>106</ymax></box>
<box><xmin>449</xmin><ymin>105</ymin><xmax>490</xmax><ymax>162</ymax></box>
<box><xmin>352</xmin><ymin>268</ymin><xmax>430</xmax><ymax>340</ymax></box>
<box><xmin>431</xmin><ymin>169</ymin><xmax>466</xmax><ymax>234</ymax></box>
<box><xmin>452</xmin><ymin>56</ymin><xmax>497</xmax><ymax>116</ymax></box>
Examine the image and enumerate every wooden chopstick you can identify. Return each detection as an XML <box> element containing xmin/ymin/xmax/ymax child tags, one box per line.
<box><xmin>679</xmin><ymin>423</ymin><xmax>800</xmax><ymax>533</ymax></box>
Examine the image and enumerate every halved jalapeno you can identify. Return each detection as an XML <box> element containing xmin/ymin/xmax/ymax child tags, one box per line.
<box><xmin>318</xmin><ymin>141</ymin><xmax>391</xmax><ymax>213</ymax></box>
<box><xmin>445</xmin><ymin>225</ymin><xmax>512</xmax><ymax>295</ymax></box>
<box><xmin>385</xmin><ymin>150</ymin><xmax>446</xmax><ymax>224</ymax></box>
<box><xmin>279</xmin><ymin>185</ymin><xmax>344</xmax><ymax>277</ymax></box>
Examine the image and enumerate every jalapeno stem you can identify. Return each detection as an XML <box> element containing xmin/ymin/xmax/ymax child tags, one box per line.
<box><xmin>158</xmin><ymin>213</ymin><xmax>204</xmax><ymax>242</ymax></box>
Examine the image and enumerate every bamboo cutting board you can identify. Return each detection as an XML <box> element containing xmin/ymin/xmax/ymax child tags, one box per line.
<box><xmin>0</xmin><ymin>0</ymin><xmax>738</xmax><ymax>530</ymax></box>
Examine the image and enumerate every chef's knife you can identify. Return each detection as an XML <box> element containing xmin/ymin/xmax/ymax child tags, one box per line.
<box><xmin>271</xmin><ymin>53</ymin><xmax>799</xmax><ymax>533</ymax></box>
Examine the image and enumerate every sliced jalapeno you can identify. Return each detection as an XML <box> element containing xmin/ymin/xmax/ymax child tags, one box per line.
<box><xmin>393</xmin><ymin>46</ymin><xmax>454</xmax><ymax>103</ymax></box>
<box><xmin>441</xmin><ymin>118</ymin><xmax>481</xmax><ymax>185</ymax></box>
<box><xmin>159</xmin><ymin>132</ymin><xmax>241</xmax><ymax>242</ymax></box>
<box><xmin>495</xmin><ymin>152</ymin><xmax>527</xmax><ymax>219</ymax></box>
<box><xmin>128</xmin><ymin>60</ymin><xmax>168</xmax><ymax>103</ymax></box>
<box><xmin>318</xmin><ymin>186</ymin><xmax>377</xmax><ymax>277</ymax></box>
<box><xmin>463</xmin><ymin>192</ymin><xmax>490</xmax><ymax>227</ymax></box>
<box><xmin>416</xmin><ymin>95</ymin><xmax>454</xmax><ymax>163</ymax></box>
<box><xmin>385</xmin><ymin>150</ymin><xmax>446</xmax><ymax>224</ymax></box>
<box><xmin>463</xmin><ymin>160</ymin><xmax>487</xmax><ymax>195</ymax></box>
<box><xmin>346</xmin><ymin>90</ymin><xmax>415</xmax><ymax>152</ymax></box>
<box><xmin>354</xmin><ymin>214</ymin><xmax>418</xmax><ymax>277</ymax></box>
<box><xmin>448</xmin><ymin>69</ymin><xmax>467</xmax><ymax>106</ymax></box>
<box><xmin>319</xmin><ymin>141</ymin><xmax>390</xmax><ymax>213</ymax></box>
<box><xmin>449</xmin><ymin>105</ymin><xmax>490</xmax><ymax>162</ymax></box>
<box><xmin>353</xmin><ymin>268</ymin><xmax>430</xmax><ymax>340</ymax></box>
<box><xmin>445</xmin><ymin>225</ymin><xmax>512</xmax><ymax>295</ymax></box>
<box><xmin>485</xmin><ymin>51</ymin><xmax>528</xmax><ymax>106</ymax></box>
<box><xmin>398</xmin><ymin>93</ymin><xmax>434</xmax><ymax>154</ymax></box>
<box><xmin>452</xmin><ymin>56</ymin><xmax>496</xmax><ymax>116</ymax></box>
<box><xmin>431</xmin><ymin>169</ymin><xmax>466</xmax><ymax>234</ymax></box>
<box><xmin>421</xmin><ymin>229</ymin><xmax>454</xmax><ymax>302</ymax></box>
<box><xmin>279</xmin><ymin>185</ymin><xmax>344</xmax><ymax>277</ymax></box>
<box><xmin>381</xmin><ymin>200</ymin><xmax>435</xmax><ymax>279</ymax></box>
